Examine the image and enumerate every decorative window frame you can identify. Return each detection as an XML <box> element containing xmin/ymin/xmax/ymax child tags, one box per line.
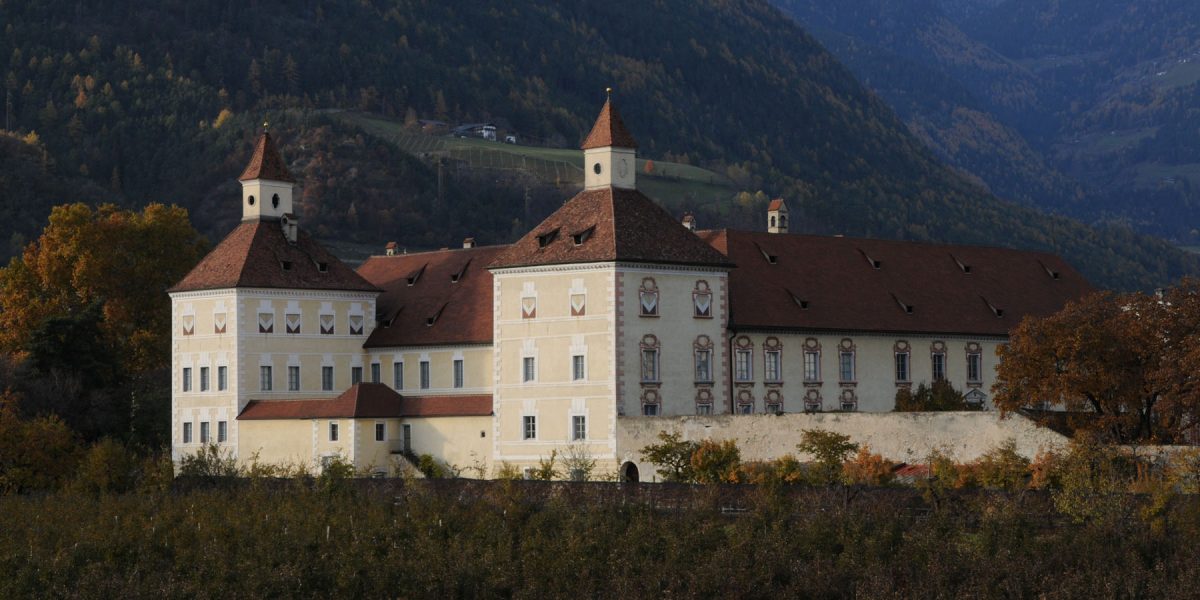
<box><xmin>837</xmin><ymin>338</ymin><xmax>856</xmax><ymax>385</ymax></box>
<box><xmin>348</xmin><ymin>303</ymin><xmax>365</xmax><ymax>336</ymax></box>
<box><xmin>695</xmin><ymin>387</ymin><xmax>715</xmax><ymax>414</ymax></box>
<box><xmin>802</xmin><ymin>337</ymin><xmax>822</xmax><ymax>386</ymax></box>
<box><xmin>893</xmin><ymin>340</ymin><xmax>912</xmax><ymax>387</ymax></box>
<box><xmin>521</xmin><ymin>339</ymin><xmax>538</xmax><ymax>383</ymax></box>
<box><xmin>692</xmin><ymin>280</ymin><xmax>713</xmax><ymax>319</ymax></box>
<box><xmin>181</xmin><ymin>305</ymin><xmax>195</xmax><ymax>336</ymax></box>
<box><xmin>568</xmin><ymin>278</ymin><xmax>586</xmax><ymax>317</ymax></box>
<box><xmin>764</xmin><ymin>389</ymin><xmax>783</xmax><ymax>414</ymax></box>
<box><xmin>733</xmin><ymin>335</ymin><xmax>754</xmax><ymax>384</ymax></box>
<box><xmin>736</xmin><ymin>389</ymin><xmax>755</xmax><ymax>414</ymax></box>
<box><xmin>965</xmin><ymin>342</ymin><xmax>983</xmax><ymax>387</ymax></box>
<box><xmin>638</xmin><ymin>277</ymin><xmax>660</xmax><ymax>317</ymax></box>
<box><xmin>639</xmin><ymin>334</ymin><xmax>661</xmax><ymax>384</ymax></box>
<box><xmin>838</xmin><ymin>388</ymin><xmax>858</xmax><ymax>412</ymax></box>
<box><xmin>521</xmin><ymin>281</ymin><xmax>537</xmax><ymax>319</ymax></box>
<box><xmin>213</xmin><ymin>300</ymin><xmax>228</xmax><ymax>334</ymax></box>
<box><xmin>641</xmin><ymin>388</ymin><xmax>661</xmax><ymax>416</ymax></box>
<box><xmin>803</xmin><ymin>389</ymin><xmax>823</xmax><ymax>412</ymax></box>
<box><xmin>694</xmin><ymin>335</ymin><xmax>714</xmax><ymax>384</ymax></box>
<box><xmin>763</xmin><ymin>337</ymin><xmax>783</xmax><ymax>384</ymax></box>
<box><xmin>931</xmin><ymin>340</ymin><xmax>947</xmax><ymax>382</ymax></box>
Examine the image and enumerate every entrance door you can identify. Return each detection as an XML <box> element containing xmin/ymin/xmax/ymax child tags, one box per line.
<box><xmin>620</xmin><ymin>461</ymin><xmax>639</xmax><ymax>483</ymax></box>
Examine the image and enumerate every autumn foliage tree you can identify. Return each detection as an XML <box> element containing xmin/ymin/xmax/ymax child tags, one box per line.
<box><xmin>994</xmin><ymin>284</ymin><xmax>1200</xmax><ymax>443</ymax></box>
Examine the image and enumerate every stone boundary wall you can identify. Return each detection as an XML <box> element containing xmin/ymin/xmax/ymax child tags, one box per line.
<box><xmin>617</xmin><ymin>412</ymin><xmax>1067</xmax><ymax>479</ymax></box>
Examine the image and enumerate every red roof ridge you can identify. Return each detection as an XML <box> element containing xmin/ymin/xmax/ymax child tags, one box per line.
<box><xmin>580</xmin><ymin>98</ymin><xmax>638</xmax><ymax>150</ymax></box>
<box><xmin>239</xmin><ymin>131</ymin><xmax>296</xmax><ymax>183</ymax></box>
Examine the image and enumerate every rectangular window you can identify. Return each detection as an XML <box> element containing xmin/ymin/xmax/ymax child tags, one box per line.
<box><xmin>349</xmin><ymin>315</ymin><xmax>364</xmax><ymax>335</ymax></box>
<box><xmin>738</xmin><ymin>403</ymin><xmax>753</xmax><ymax>415</ymax></box>
<box><xmin>288</xmin><ymin>365</ymin><xmax>300</xmax><ymax>391</ymax></box>
<box><xmin>199</xmin><ymin>366</ymin><xmax>210</xmax><ymax>392</ymax></box>
<box><xmin>696</xmin><ymin>404</ymin><xmax>713</xmax><ymax>416</ymax></box>
<box><xmin>371</xmin><ymin>363</ymin><xmax>381</xmax><ymax>384</ymax></box>
<box><xmin>572</xmin><ymin>415</ymin><xmax>586</xmax><ymax>441</ymax></box>
<box><xmin>640</xmin><ymin>348</ymin><xmax>659</xmax><ymax>382</ymax></box>
<box><xmin>420</xmin><ymin>361</ymin><xmax>431</xmax><ymax>389</ymax></box>
<box><xmin>572</xmin><ymin>355</ymin><xmax>586</xmax><ymax>381</ymax></box>
<box><xmin>320</xmin><ymin>314</ymin><xmax>335</xmax><ymax>335</ymax></box>
<box><xmin>329</xmin><ymin>421</ymin><xmax>339</xmax><ymax>442</ymax></box>
<box><xmin>375</xmin><ymin>422</ymin><xmax>386</xmax><ymax>442</ymax></box>
<box><xmin>200</xmin><ymin>421</ymin><xmax>210</xmax><ymax>444</ymax></box>
<box><xmin>217</xmin><ymin>366</ymin><xmax>228</xmax><ymax>391</ymax></box>
<box><xmin>260</xmin><ymin>366</ymin><xmax>272</xmax><ymax>391</ymax></box>
<box><xmin>351</xmin><ymin>366</ymin><xmax>363</xmax><ymax>385</ymax></box>
<box><xmin>895</xmin><ymin>352</ymin><xmax>910</xmax><ymax>382</ymax></box>
<box><xmin>393</xmin><ymin>361</ymin><xmax>403</xmax><ymax>390</ymax></box>
<box><xmin>523</xmin><ymin>415</ymin><xmax>536</xmax><ymax>440</ymax></box>
<box><xmin>285</xmin><ymin>313</ymin><xmax>301</xmax><ymax>334</ymax></box>
<box><xmin>522</xmin><ymin>357</ymin><xmax>535</xmax><ymax>383</ymax></box>
<box><xmin>182</xmin><ymin>367</ymin><xmax>192</xmax><ymax>392</ymax></box>
<box><xmin>932</xmin><ymin>353</ymin><xmax>946</xmax><ymax>381</ymax></box>
<box><xmin>322</xmin><ymin>366</ymin><xmax>334</xmax><ymax>391</ymax></box>
<box><xmin>642</xmin><ymin>403</ymin><xmax>660</xmax><ymax>416</ymax></box>
<box><xmin>804</xmin><ymin>351</ymin><xmax>820</xmax><ymax>382</ymax></box>
<box><xmin>182</xmin><ymin>422</ymin><xmax>192</xmax><ymax>444</ymax></box>
<box><xmin>967</xmin><ymin>353</ymin><xmax>982</xmax><ymax>383</ymax></box>
<box><xmin>402</xmin><ymin>424</ymin><xmax>412</xmax><ymax>453</ymax></box>
<box><xmin>735</xmin><ymin>349</ymin><xmax>752</xmax><ymax>382</ymax></box>
<box><xmin>695</xmin><ymin>349</ymin><xmax>712</xmax><ymax>383</ymax></box>
<box><xmin>217</xmin><ymin>421</ymin><xmax>227</xmax><ymax>443</ymax></box>
<box><xmin>839</xmin><ymin>351</ymin><xmax>855</xmax><ymax>382</ymax></box>
<box><xmin>764</xmin><ymin>350</ymin><xmax>781</xmax><ymax>383</ymax></box>
<box><xmin>453</xmin><ymin>359</ymin><xmax>464</xmax><ymax>388</ymax></box>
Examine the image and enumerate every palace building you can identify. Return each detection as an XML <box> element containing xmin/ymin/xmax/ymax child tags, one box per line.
<box><xmin>169</xmin><ymin>100</ymin><xmax>1092</xmax><ymax>478</ymax></box>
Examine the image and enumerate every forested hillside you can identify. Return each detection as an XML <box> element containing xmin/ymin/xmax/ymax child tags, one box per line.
<box><xmin>774</xmin><ymin>0</ymin><xmax>1200</xmax><ymax>247</ymax></box>
<box><xmin>0</xmin><ymin>0</ymin><xmax>1196</xmax><ymax>289</ymax></box>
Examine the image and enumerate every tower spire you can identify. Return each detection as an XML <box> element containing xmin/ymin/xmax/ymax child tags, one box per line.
<box><xmin>239</xmin><ymin>127</ymin><xmax>296</xmax><ymax>222</ymax></box>
<box><xmin>581</xmin><ymin>91</ymin><xmax>638</xmax><ymax>191</ymax></box>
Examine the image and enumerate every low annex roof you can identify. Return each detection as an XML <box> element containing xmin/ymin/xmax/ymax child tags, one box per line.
<box><xmin>357</xmin><ymin>245</ymin><xmax>507</xmax><ymax>347</ymax></box>
<box><xmin>699</xmin><ymin>229</ymin><xmax>1093</xmax><ymax>336</ymax></box>
<box><xmin>238</xmin><ymin>383</ymin><xmax>404</xmax><ymax>420</ymax></box>
<box><xmin>237</xmin><ymin>384</ymin><xmax>493</xmax><ymax>420</ymax></box>
<box><xmin>490</xmin><ymin>187</ymin><xmax>733</xmax><ymax>270</ymax></box>
<box><xmin>169</xmin><ymin>220</ymin><xmax>380</xmax><ymax>293</ymax></box>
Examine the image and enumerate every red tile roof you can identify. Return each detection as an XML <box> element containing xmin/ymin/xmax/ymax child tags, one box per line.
<box><xmin>239</xmin><ymin>131</ymin><xmax>295</xmax><ymax>183</ymax></box>
<box><xmin>768</xmin><ymin>198</ymin><xmax>786</xmax><ymax>211</ymax></box>
<box><xmin>700</xmin><ymin>230</ymin><xmax>1094</xmax><ymax>336</ymax></box>
<box><xmin>170</xmin><ymin>220</ymin><xmax>380</xmax><ymax>293</ymax></box>
<box><xmin>357</xmin><ymin>245</ymin><xmax>507</xmax><ymax>347</ymax></box>
<box><xmin>580</xmin><ymin>98</ymin><xmax>638</xmax><ymax>150</ymax></box>
<box><xmin>399</xmin><ymin>395</ymin><xmax>493</xmax><ymax>417</ymax></box>
<box><xmin>238</xmin><ymin>383</ymin><xmax>404</xmax><ymax>419</ymax></box>
<box><xmin>490</xmin><ymin>187</ymin><xmax>734</xmax><ymax>270</ymax></box>
<box><xmin>237</xmin><ymin>385</ymin><xmax>492</xmax><ymax>420</ymax></box>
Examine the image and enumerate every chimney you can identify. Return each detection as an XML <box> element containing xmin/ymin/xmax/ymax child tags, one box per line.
<box><xmin>681</xmin><ymin>212</ymin><xmax>697</xmax><ymax>232</ymax></box>
<box><xmin>463</xmin><ymin>237</ymin><xmax>475</xmax><ymax>249</ymax></box>
<box><xmin>280</xmin><ymin>213</ymin><xmax>298</xmax><ymax>243</ymax></box>
<box><xmin>385</xmin><ymin>241</ymin><xmax>398</xmax><ymax>257</ymax></box>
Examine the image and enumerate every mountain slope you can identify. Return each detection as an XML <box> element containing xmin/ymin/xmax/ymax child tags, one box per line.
<box><xmin>0</xmin><ymin>0</ymin><xmax>1195</xmax><ymax>290</ymax></box>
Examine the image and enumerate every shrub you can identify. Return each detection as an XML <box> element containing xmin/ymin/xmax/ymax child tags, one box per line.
<box><xmin>691</xmin><ymin>439</ymin><xmax>741</xmax><ymax>484</ymax></box>
<box><xmin>1052</xmin><ymin>432</ymin><xmax>1136</xmax><ymax>524</ymax></box>
<box><xmin>842</xmin><ymin>446</ymin><xmax>895</xmax><ymax>486</ymax></box>
<box><xmin>530</xmin><ymin>450</ymin><xmax>559</xmax><ymax>481</ymax></box>
<box><xmin>640</xmin><ymin>430</ymin><xmax>700</xmax><ymax>482</ymax></box>
<box><xmin>71</xmin><ymin>438</ymin><xmax>137</xmax><ymax>494</ymax></box>
<box><xmin>894</xmin><ymin>380</ymin><xmax>977</xmax><ymax>411</ymax></box>
<box><xmin>177</xmin><ymin>443</ymin><xmax>239</xmax><ymax>479</ymax></box>
<box><xmin>0</xmin><ymin>403</ymin><xmax>81</xmax><ymax>493</ymax></box>
<box><xmin>972</xmin><ymin>439</ymin><xmax>1031</xmax><ymax>491</ymax></box>
<box><xmin>416</xmin><ymin>453</ymin><xmax>447</xmax><ymax>479</ymax></box>
<box><xmin>797</xmin><ymin>429</ymin><xmax>858</xmax><ymax>485</ymax></box>
<box><xmin>561</xmin><ymin>444</ymin><xmax>596</xmax><ymax>481</ymax></box>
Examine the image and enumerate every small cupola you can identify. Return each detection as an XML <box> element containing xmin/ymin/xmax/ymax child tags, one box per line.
<box><xmin>767</xmin><ymin>198</ymin><xmax>789</xmax><ymax>234</ymax></box>
<box><xmin>239</xmin><ymin>124</ymin><xmax>296</xmax><ymax>222</ymax></box>
<box><xmin>581</xmin><ymin>89</ymin><xmax>638</xmax><ymax>191</ymax></box>
<box><xmin>681</xmin><ymin>212</ymin><xmax>697</xmax><ymax>232</ymax></box>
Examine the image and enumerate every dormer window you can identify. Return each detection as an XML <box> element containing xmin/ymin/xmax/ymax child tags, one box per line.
<box><xmin>1038</xmin><ymin>261</ymin><xmax>1061</xmax><ymax>280</ymax></box>
<box><xmin>981</xmin><ymin>296</ymin><xmax>1004</xmax><ymax>318</ymax></box>
<box><xmin>426</xmin><ymin>303</ymin><xmax>448</xmax><ymax>327</ymax></box>
<box><xmin>572</xmin><ymin>226</ymin><xmax>595</xmax><ymax>246</ymax></box>
<box><xmin>281</xmin><ymin>260</ymin><xmax>292</xmax><ymax>271</ymax></box>
<box><xmin>951</xmin><ymin>254</ymin><xmax>972</xmax><ymax>274</ymax></box>
<box><xmin>406</xmin><ymin>264</ymin><xmax>427</xmax><ymax>286</ymax></box>
<box><xmin>891</xmin><ymin>293</ymin><xmax>914</xmax><ymax>314</ymax></box>
<box><xmin>537</xmin><ymin>228</ymin><xmax>560</xmax><ymax>248</ymax></box>
<box><xmin>786</xmin><ymin>288</ymin><xmax>809</xmax><ymax>310</ymax></box>
<box><xmin>859</xmin><ymin>249</ymin><xmax>882</xmax><ymax>269</ymax></box>
<box><xmin>450</xmin><ymin>260</ymin><xmax>471</xmax><ymax>283</ymax></box>
<box><xmin>317</xmin><ymin>262</ymin><xmax>328</xmax><ymax>273</ymax></box>
<box><xmin>753</xmin><ymin>242</ymin><xmax>777</xmax><ymax>264</ymax></box>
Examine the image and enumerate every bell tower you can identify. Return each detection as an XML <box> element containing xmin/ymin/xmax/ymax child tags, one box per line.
<box><xmin>582</xmin><ymin>90</ymin><xmax>638</xmax><ymax>191</ymax></box>
<box><xmin>240</xmin><ymin>126</ymin><xmax>295</xmax><ymax>222</ymax></box>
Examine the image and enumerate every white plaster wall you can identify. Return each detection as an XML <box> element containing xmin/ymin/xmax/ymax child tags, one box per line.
<box><xmin>615</xmin><ymin>412</ymin><xmax>1067</xmax><ymax>481</ymax></box>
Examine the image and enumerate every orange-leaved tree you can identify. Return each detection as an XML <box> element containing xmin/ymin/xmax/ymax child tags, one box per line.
<box><xmin>994</xmin><ymin>284</ymin><xmax>1200</xmax><ymax>443</ymax></box>
<box><xmin>0</xmin><ymin>203</ymin><xmax>207</xmax><ymax>373</ymax></box>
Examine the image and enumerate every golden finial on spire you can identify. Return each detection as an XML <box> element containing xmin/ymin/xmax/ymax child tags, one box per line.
<box><xmin>262</xmin><ymin>120</ymin><xmax>270</xmax><ymax>131</ymax></box>
<box><xmin>605</xmin><ymin>87</ymin><xmax>612</xmax><ymax>99</ymax></box>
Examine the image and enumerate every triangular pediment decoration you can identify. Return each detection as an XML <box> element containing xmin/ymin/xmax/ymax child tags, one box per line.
<box><xmin>257</xmin><ymin>313</ymin><xmax>274</xmax><ymax>334</ymax></box>
<box><xmin>349</xmin><ymin>315</ymin><xmax>364</xmax><ymax>335</ymax></box>
<box><xmin>286</xmin><ymin>313</ymin><xmax>301</xmax><ymax>334</ymax></box>
<box><xmin>964</xmin><ymin>389</ymin><xmax>988</xmax><ymax>404</ymax></box>
<box><xmin>570</xmin><ymin>294</ymin><xmax>586</xmax><ymax>316</ymax></box>
<box><xmin>639</xmin><ymin>291</ymin><xmax>658</xmax><ymax>315</ymax></box>
<box><xmin>320</xmin><ymin>314</ymin><xmax>335</xmax><ymax>334</ymax></box>
<box><xmin>213</xmin><ymin>313</ymin><xmax>227</xmax><ymax>334</ymax></box>
<box><xmin>182</xmin><ymin>315</ymin><xmax>195</xmax><ymax>336</ymax></box>
<box><xmin>522</xmin><ymin>297</ymin><xmax>537</xmax><ymax>319</ymax></box>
